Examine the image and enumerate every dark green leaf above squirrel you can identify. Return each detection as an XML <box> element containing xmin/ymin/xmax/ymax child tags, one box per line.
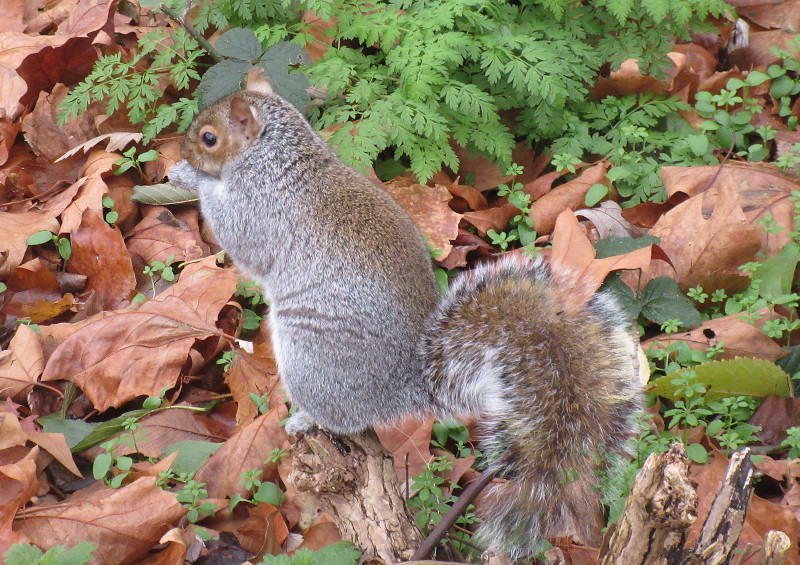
<box><xmin>169</xmin><ymin>75</ymin><xmax>642</xmax><ymax>559</ymax></box>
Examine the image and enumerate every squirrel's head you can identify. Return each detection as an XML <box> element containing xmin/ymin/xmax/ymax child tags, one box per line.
<box><xmin>181</xmin><ymin>92</ymin><xmax>267</xmax><ymax>177</ymax></box>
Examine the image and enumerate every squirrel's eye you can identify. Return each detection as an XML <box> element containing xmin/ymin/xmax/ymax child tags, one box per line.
<box><xmin>201</xmin><ymin>132</ymin><xmax>218</xmax><ymax>147</ymax></box>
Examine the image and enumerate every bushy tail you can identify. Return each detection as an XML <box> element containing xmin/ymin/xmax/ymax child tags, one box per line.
<box><xmin>421</xmin><ymin>255</ymin><xmax>641</xmax><ymax>558</ymax></box>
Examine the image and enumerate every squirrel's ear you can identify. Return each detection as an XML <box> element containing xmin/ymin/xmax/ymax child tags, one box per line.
<box><xmin>245</xmin><ymin>67</ymin><xmax>276</xmax><ymax>95</ymax></box>
<box><xmin>229</xmin><ymin>96</ymin><xmax>262</xmax><ymax>140</ymax></box>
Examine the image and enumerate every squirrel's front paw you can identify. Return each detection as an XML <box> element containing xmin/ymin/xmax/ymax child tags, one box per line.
<box><xmin>285</xmin><ymin>410</ymin><xmax>318</xmax><ymax>437</ymax></box>
<box><xmin>168</xmin><ymin>161</ymin><xmax>197</xmax><ymax>191</ymax></box>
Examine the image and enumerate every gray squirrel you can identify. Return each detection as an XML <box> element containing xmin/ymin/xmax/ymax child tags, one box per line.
<box><xmin>169</xmin><ymin>77</ymin><xmax>641</xmax><ymax>559</ymax></box>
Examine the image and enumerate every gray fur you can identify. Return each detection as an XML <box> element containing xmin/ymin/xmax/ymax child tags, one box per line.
<box><xmin>171</xmin><ymin>92</ymin><xmax>642</xmax><ymax>559</ymax></box>
<box><xmin>171</xmin><ymin>92</ymin><xmax>439</xmax><ymax>434</ymax></box>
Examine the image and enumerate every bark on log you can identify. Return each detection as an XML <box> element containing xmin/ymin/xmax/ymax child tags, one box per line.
<box><xmin>287</xmin><ymin>427</ymin><xmax>424</xmax><ymax>564</ymax></box>
<box><xmin>684</xmin><ymin>448</ymin><xmax>753</xmax><ymax>565</ymax></box>
<box><xmin>599</xmin><ymin>442</ymin><xmax>698</xmax><ymax>564</ymax></box>
<box><xmin>756</xmin><ymin>530</ymin><xmax>791</xmax><ymax>565</ymax></box>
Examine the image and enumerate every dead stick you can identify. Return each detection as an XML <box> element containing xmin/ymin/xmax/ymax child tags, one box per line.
<box><xmin>410</xmin><ymin>468</ymin><xmax>498</xmax><ymax>561</ymax></box>
<box><xmin>160</xmin><ymin>3</ymin><xmax>223</xmax><ymax>62</ymax></box>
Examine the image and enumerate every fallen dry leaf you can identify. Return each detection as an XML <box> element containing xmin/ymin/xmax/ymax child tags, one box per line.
<box><xmin>0</xmin><ymin>209</ymin><xmax>60</xmax><ymax>277</ymax></box>
<box><xmin>25</xmin><ymin>430</ymin><xmax>81</xmax><ymax>476</ymax></box>
<box><xmin>0</xmin><ymin>446</ymin><xmax>39</xmax><ymax>556</ymax></box>
<box><xmin>67</xmin><ymin>209</ymin><xmax>136</xmax><ymax>310</ymax></box>
<box><xmin>133</xmin><ymin>527</ymin><xmax>189</xmax><ymax>565</ymax></box>
<box><xmin>195</xmin><ymin>404</ymin><xmax>289</xmax><ymax>499</ymax></box>
<box><xmin>40</xmin><ymin>258</ymin><xmax>238</xmax><ymax>411</ymax></box>
<box><xmin>114</xmin><ymin>407</ymin><xmax>232</xmax><ymax>459</ymax></box>
<box><xmin>384</xmin><ymin>178</ymin><xmax>461</xmax><ymax>259</ymax></box>
<box><xmin>0</xmin><ymin>324</ymin><xmax>44</xmax><ymax>400</ymax></box>
<box><xmin>643</xmin><ymin>308</ymin><xmax>789</xmax><ymax>364</ymax></box>
<box><xmin>125</xmin><ymin>205</ymin><xmax>207</xmax><ymax>268</ymax></box>
<box><xmin>529</xmin><ymin>160</ymin><xmax>610</xmax><ymax>235</ymax></box>
<box><xmin>296</xmin><ymin>519</ymin><xmax>343</xmax><ymax>551</ymax></box>
<box><xmin>375</xmin><ymin>416</ymin><xmax>435</xmax><ymax>481</ymax></box>
<box><xmin>750</xmin><ymin>395</ymin><xmax>800</xmax><ymax>446</ymax></box>
<box><xmin>650</xmin><ymin>181</ymin><xmax>761</xmax><ymax>292</ymax></box>
<box><xmin>662</xmin><ymin>163</ymin><xmax>797</xmax><ymax>256</ymax></box>
<box><xmin>224</xmin><ymin>347</ymin><xmax>281</xmax><ymax>425</ymax></box>
<box><xmin>549</xmin><ymin>209</ymin><xmax>653</xmax><ymax>298</ymax></box>
<box><xmin>576</xmin><ymin>201</ymin><xmax>638</xmax><ymax>240</ymax></box>
<box><xmin>14</xmin><ymin>476</ymin><xmax>186</xmax><ymax>564</ymax></box>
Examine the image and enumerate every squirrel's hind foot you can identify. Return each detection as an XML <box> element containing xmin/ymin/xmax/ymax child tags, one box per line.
<box><xmin>284</xmin><ymin>409</ymin><xmax>318</xmax><ymax>437</ymax></box>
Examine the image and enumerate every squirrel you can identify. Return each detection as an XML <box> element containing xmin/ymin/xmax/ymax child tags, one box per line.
<box><xmin>169</xmin><ymin>76</ymin><xmax>642</xmax><ymax>559</ymax></box>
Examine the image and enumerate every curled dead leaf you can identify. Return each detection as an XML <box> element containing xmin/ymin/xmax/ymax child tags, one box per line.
<box><xmin>14</xmin><ymin>477</ymin><xmax>186</xmax><ymax>564</ymax></box>
<box><xmin>40</xmin><ymin>258</ymin><xmax>238</xmax><ymax>411</ymax></box>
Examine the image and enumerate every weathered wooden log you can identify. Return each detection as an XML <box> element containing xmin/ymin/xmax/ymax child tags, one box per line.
<box><xmin>756</xmin><ymin>530</ymin><xmax>791</xmax><ymax>565</ymax></box>
<box><xmin>287</xmin><ymin>427</ymin><xmax>424</xmax><ymax>564</ymax></box>
<box><xmin>684</xmin><ymin>448</ymin><xmax>753</xmax><ymax>564</ymax></box>
<box><xmin>599</xmin><ymin>442</ymin><xmax>698</xmax><ymax>564</ymax></box>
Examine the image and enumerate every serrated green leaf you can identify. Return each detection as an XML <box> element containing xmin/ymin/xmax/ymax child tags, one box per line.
<box><xmin>133</xmin><ymin>183</ymin><xmax>199</xmax><ymax>205</ymax></box>
<box><xmin>309</xmin><ymin>542</ymin><xmax>361</xmax><ymax>565</ymax></box>
<box><xmin>215</xmin><ymin>28</ymin><xmax>263</xmax><ymax>61</ymax></box>
<box><xmin>198</xmin><ymin>59</ymin><xmax>252</xmax><ymax>109</ymax></box>
<box><xmin>3</xmin><ymin>544</ymin><xmax>43</xmax><ymax>564</ymax></box>
<box><xmin>599</xmin><ymin>273</ymin><xmax>642</xmax><ymax>321</ymax></box>
<box><xmin>595</xmin><ymin>235</ymin><xmax>659</xmax><ymax>259</ymax></box>
<box><xmin>651</xmin><ymin>358</ymin><xmax>792</xmax><ymax>401</ymax></box>
<box><xmin>640</xmin><ymin>276</ymin><xmax>701</xmax><ymax>327</ymax></box>
<box><xmin>261</xmin><ymin>41</ymin><xmax>307</xmax><ymax>68</ymax></box>
<box><xmin>259</xmin><ymin>42</ymin><xmax>310</xmax><ymax>112</ymax></box>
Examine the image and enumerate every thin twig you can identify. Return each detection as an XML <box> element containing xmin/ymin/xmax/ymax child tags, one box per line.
<box><xmin>411</xmin><ymin>468</ymin><xmax>498</xmax><ymax>561</ymax></box>
<box><xmin>160</xmin><ymin>3</ymin><xmax>223</xmax><ymax>62</ymax></box>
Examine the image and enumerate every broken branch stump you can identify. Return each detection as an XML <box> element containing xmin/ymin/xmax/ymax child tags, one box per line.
<box><xmin>287</xmin><ymin>427</ymin><xmax>424</xmax><ymax>564</ymax></box>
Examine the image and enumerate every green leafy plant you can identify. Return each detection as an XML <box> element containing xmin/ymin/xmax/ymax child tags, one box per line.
<box><xmin>60</xmin><ymin>0</ymin><xmax>729</xmax><ymax>183</ymax></box>
<box><xmin>781</xmin><ymin>426</ymin><xmax>800</xmax><ymax>460</ymax></box>
<box><xmin>143</xmin><ymin>254</ymin><xmax>177</xmax><ymax>297</ymax></box>
<box><xmin>604</xmin><ymin>272</ymin><xmax>702</xmax><ymax>330</ymax></box>
<box><xmin>256</xmin><ymin>541</ymin><xmax>360</xmax><ymax>565</ymax></box>
<box><xmin>406</xmin><ymin>456</ymin><xmax>479</xmax><ymax>557</ymax></box>
<box><xmin>230</xmin><ymin>468</ymin><xmax>286</xmax><ymax>510</ymax></box>
<box><xmin>3</xmin><ymin>542</ymin><xmax>95</xmax><ymax>565</ymax></box>
<box><xmin>235</xmin><ymin>277</ymin><xmax>267</xmax><ymax>331</ymax></box>
<box><xmin>92</xmin><ymin>417</ymin><xmax>147</xmax><ymax>488</ymax></box>
<box><xmin>304</xmin><ymin>0</ymin><xmax>729</xmax><ymax>182</ymax></box>
<box><xmin>216</xmin><ymin>350</ymin><xmax>236</xmax><ymax>372</ymax></box>
<box><xmin>58</xmin><ymin>28</ymin><xmax>202</xmax><ymax>142</ymax></box>
<box><xmin>486</xmin><ymin>164</ymin><xmax>538</xmax><ymax>252</ymax></box>
<box><xmin>16</xmin><ymin>317</ymin><xmax>41</xmax><ymax>334</ymax></box>
<box><xmin>176</xmin><ymin>479</ymin><xmax>218</xmax><ymax>522</ymax></box>
<box><xmin>26</xmin><ymin>230</ymin><xmax>72</xmax><ymax>261</ymax></box>
<box><xmin>249</xmin><ymin>392</ymin><xmax>270</xmax><ymax>415</ymax></box>
<box><xmin>431</xmin><ymin>421</ymin><xmax>478</xmax><ymax>459</ymax></box>
<box><xmin>551</xmin><ymin>93</ymin><xmax>701</xmax><ymax>204</ymax></box>
<box><xmin>694</xmin><ymin>73</ymin><xmax>772</xmax><ymax>162</ymax></box>
<box><xmin>102</xmin><ymin>195</ymin><xmax>119</xmax><ymax>224</ymax></box>
<box><xmin>114</xmin><ymin>147</ymin><xmax>159</xmax><ymax>176</ymax></box>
